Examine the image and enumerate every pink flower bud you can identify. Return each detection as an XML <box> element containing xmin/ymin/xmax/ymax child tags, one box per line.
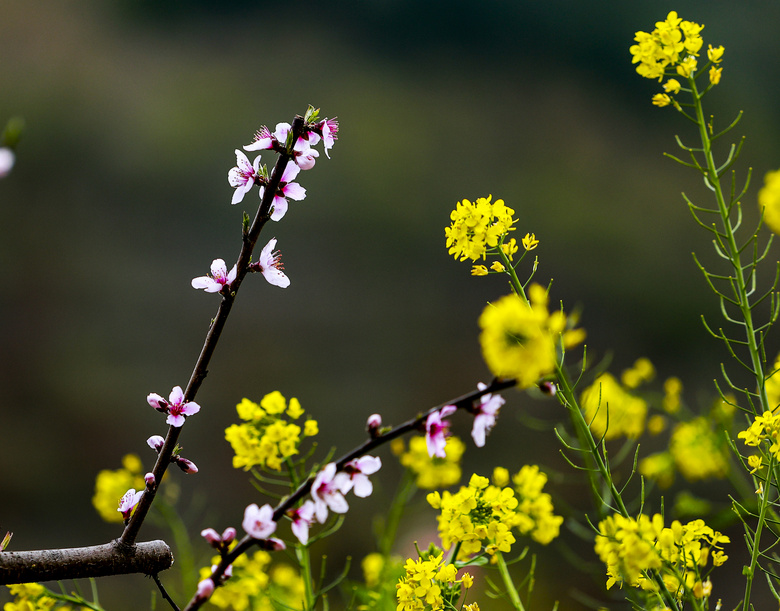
<box><xmin>201</xmin><ymin>528</ymin><xmax>221</xmax><ymax>546</ymax></box>
<box><xmin>174</xmin><ymin>457</ymin><xmax>198</xmax><ymax>474</ymax></box>
<box><xmin>196</xmin><ymin>578</ymin><xmax>215</xmax><ymax>600</ymax></box>
<box><xmin>221</xmin><ymin>527</ymin><xmax>236</xmax><ymax>544</ymax></box>
<box><xmin>258</xmin><ymin>537</ymin><xmax>286</xmax><ymax>551</ymax></box>
<box><xmin>144</xmin><ymin>472</ymin><xmax>156</xmax><ymax>487</ymax></box>
<box><xmin>366</xmin><ymin>413</ymin><xmax>382</xmax><ymax>437</ymax></box>
<box><xmin>147</xmin><ymin>435</ymin><xmax>165</xmax><ymax>452</ymax></box>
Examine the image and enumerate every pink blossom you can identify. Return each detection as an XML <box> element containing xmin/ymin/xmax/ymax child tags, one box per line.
<box><xmin>0</xmin><ymin>148</ymin><xmax>15</xmax><ymax>179</ymax></box>
<box><xmin>261</xmin><ymin>161</ymin><xmax>306</xmax><ymax>222</ymax></box>
<box><xmin>228</xmin><ymin>150</ymin><xmax>263</xmax><ymax>205</ymax></box>
<box><xmin>251</xmin><ymin>238</ymin><xmax>290</xmax><ymax>288</ymax></box>
<box><xmin>317</xmin><ymin>118</ymin><xmax>338</xmax><ymax>158</ymax></box>
<box><xmin>191</xmin><ymin>259</ymin><xmax>237</xmax><ymax>293</ymax></box>
<box><xmin>425</xmin><ymin>405</ymin><xmax>457</xmax><ymax>458</ymax></box>
<box><xmin>118</xmin><ymin>488</ymin><xmax>143</xmax><ymax>520</ymax></box>
<box><xmin>243</xmin><ymin>125</ymin><xmax>275</xmax><ymax>152</ymax></box>
<box><xmin>471</xmin><ymin>383</ymin><xmax>505</xmax><ymax>447</ymax></box>
<box><xmin>292</xmin><ymin>138</ymin><xmax>319</xmax><ymax>170</ymax></box>
<box><xmin>344</xmin><ymin>455</ymin><xmax>382</xmax><ymax>498</ymax></box>
<box><xmin>147</xmin><ymin>386</ymin><xmax>201</xmax><ymax>427</ymax></box>
<box><xmin>289</xmin><ymin>500</ymin><xmax>316</xmax><ymax>545</ymax></box>
<box><xmin>242</xmin><ymin>503</ymin><xmax>277</xmax><ymax>539</ymax></box>
<box><xmin>144</xmin><ymin>472</ymin><xmax>156</xmax><ymax>487</ymax></box>
<box><xmin>311</xmin><ymin>463</ymin><xmax>352</xmax><ymax>523</ymax></box>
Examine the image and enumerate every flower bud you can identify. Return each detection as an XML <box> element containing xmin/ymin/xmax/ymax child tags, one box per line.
<box><xmin>147</xmin><ymin>435</ymin><xmax>165</xmax><ymax>452</ymax></box>
<box><xmin>201</xmin><ymin>528</ymin><xmax>221</xmax><ymax>546</ymax></box>
<box><xmin>196</xmin><ymin>578</ymin><xmax>215</xmax><ymax>600</ymax></box>
<box><xmin>174</xmin><ymin>456</ymin><xmax>199</xmax><ymax>474</ymax></box>
<box><xmin>258</xmin><ymin>537</ymin><xmax>287</xmax><ymax>551</ymax></box>
<box><xmin>366</xmin><ymin>413</ymin><xmax>382</xmax><ymax>437</ymax></box>
<box><xmin>144</xmin><ymin>472</ymin><xmax>156</xmax><ymax>487</ymax></box>
<box><xmin>221</xmin><ymin>527</ymin><xmax>236</xmax><ymax>544</ymax></box>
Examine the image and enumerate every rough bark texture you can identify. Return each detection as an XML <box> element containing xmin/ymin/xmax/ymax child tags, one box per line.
<box><xmin>0</xmin><ymin>539</ymin><xmax>173</xmax><ymax>584</ymax></box>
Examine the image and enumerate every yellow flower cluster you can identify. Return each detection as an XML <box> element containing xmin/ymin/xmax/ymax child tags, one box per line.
<box><xmin>759</xmin><ymin>170</ymin><xmax>780</xmax><ymax>237</ymax></box>
<box><xmin>479</xmin><ymin>284</ymin><xmax>585</xmax><ymax>389</ymax></box>
<box><xmin>427</xmin><ymin>474</ymin><xmax>517</xmax><ymax>558</ymax></box>
<box><xmin>581</xmin><ymin>373</ymin><xmax>648</xmax><ymax>440</ymax></box>
<box><xmin>621</xmin><ymin>357</ymin><xmax>655</xmax><ymax>389</ymax></box>
<box><xmin>641</xmin><ymin>417</ymin><xmax>729</xmax><ymax>487</ymax></box>
<box><xmin>92</xmin><ymin>454</ymin><xmax>146</xmax><ymax>523</ymax></box>
<box><xmin>225</xmin><ymin>392</ymin><xmax>318</xmax><ymax>471</ymax></box>
<box><xmin>511</xmin><ymin>465</ymin><xmax>564</xmax><ymax>545</ymax></box>
<box><xmin>199</xmin><ymin>548</ymin><xmax>304</xmax><ymax>611</ymax></box>
<box><xmin>630</xmin><ymin>12</ymin><xmax>724</xmax><ymax>106</ymax></box>
<box><xmin>427</xmin><ymin>469</ymin><xmax>561</xmax><ymax>561</ymax></box>
<box><xmin>394</xmin><ymin>435</ymin><xmax>465</xmax><ymax>489</ymax></box>
<box><xmin>395</xmin><ymin>551</ymin><xmax>471</xmax><ymax>611</ymax></box>
<box><xmin>444</xmin><ymin>195</ymin><xmax>516</xmax><ymax>262</ymax></box>
<box><xmin>595</xmin><ymin>513</ymin><xmax>728</xmax><ymax>597</ymax></box>
<box><xmin>738</xmin><ymin>410</ymin><xmax>780</xmax><ymax>460</ymax></box>
<box><xmin>3</xmin><ymin>584</ymin><xmax>63</xmax><ymax>611</ymax></box>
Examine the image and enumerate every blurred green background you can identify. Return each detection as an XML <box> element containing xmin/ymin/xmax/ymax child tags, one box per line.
<box><xmin>2</xmin><ymin>1</ymin><xmax>780</xmax><ymax>608</ymax></box>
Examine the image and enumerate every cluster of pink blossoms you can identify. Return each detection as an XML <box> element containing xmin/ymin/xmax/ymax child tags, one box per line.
<box><xmin>425</xmin><ymin>382</ymin><xmax>505</xmax><ymax>457</ymax></box>
<box><xmin>195</xmin><ymin>453</ymin><xmax>379</xmax><ymax>598</ymax></box>
<box><xmin>191</xmin><ymin>114</ymin><xmax>339</xmax><ymax>298</ymax></box>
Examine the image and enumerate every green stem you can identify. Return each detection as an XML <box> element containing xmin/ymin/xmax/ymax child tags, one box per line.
<box><xmin>685</xmin><ymin>75</ymin><xmax>769</xmax><ymax>611</ymax></box>
<box><xmin>688</xmin><ymin>76</ymin><xmax>769</xmax><ymax>415</ymax></box>
<box><xmin>296</xmin><ymin>544</ymin><xmax>315</xmax><ymax>611</ymax></box>
<box><xmin>495</xmin><ymin>551</ymin><xmax>525</xmax><ymax>611</ymax></box>
<box><xmin>379</xmin><ymin>469</ymin><xmax>417</xmax><ymax>557</ymax></box>
<box><xmin>496</xmin><ymin>238</ymin><xmax>528</xmax><ymax>305</ymax></box>
<box><xmin>500</xmin><ymin>233</ymin><xmax>681</xmax><ymax>611</ymax></box>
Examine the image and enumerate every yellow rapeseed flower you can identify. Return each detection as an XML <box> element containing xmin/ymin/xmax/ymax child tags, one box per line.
<box><xmin>225</xmin><ymin>391</ymin><xmax>316</xmax><ymax>472</ymax></box>
<box><xmin>398</xmin><ymin>435</ymin><xmax>465</xmax><ymax>489</ymax></box>
<box><xmin>581</xmin><ymin>373</ymin><xmax>648</xmax><ymax>440</ymax></box>
<box><xmin>670</xmin><ymin>417</ymin><xmax>729</xmax><ymax>481</ymax></box>
<box><xmin>521</xmin><ymin>232</ymin><xmax>539</xmax><ymax>251</ymax></box>
<box><xmin>445</xmin><ymin>195</ymin><xmax>516</xmax><ymax>262</ymax></box>
<box><xmin>709</xmin><ymin>66</ymin><xmax>722</xmax><ymax>84</ymax></box>
<box><xmin>760</xmin><ymin>170</ymin><xmax>780</xmax><ymax>235</ymax></box>
<box><xmin>479</xmin><ymin>285</ymin><xmax>584</xmax><ymax>389</ymax></box>
<box><xmin>471</xmin><ymin>265</ymin><xmax>488</xmax><ymax>276</ymax></box>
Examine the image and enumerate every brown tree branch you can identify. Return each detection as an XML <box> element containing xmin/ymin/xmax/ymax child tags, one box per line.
<box><xmin>0</xmin><ymin>540</ymin><xmax>173</xmax><ymax>585</ymax></box>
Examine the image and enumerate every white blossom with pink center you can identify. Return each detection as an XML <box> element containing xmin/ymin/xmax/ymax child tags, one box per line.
<box><xmin>228</xmin><ymin>150</ymin><xmax>262</xmax><ymax>205</ymax></box>
<box><xmin>425</xmin><ymin>405</ymin><xmax>457</xmax><ymax>458</ymax></box>
<box><xmin>118</xmin><ymin>488</ymin><xmax>144</xmax><ymax>520</ymax></box>
<box><xmin>147</xmin><ymin>386</ymin><xmax>201</xmax><ymax>427</ymax></box>
<box><xmin>289</xmin><ymin>500</ymin><xmax>316</xmax><ymax>545</ymax></box>
<box><xmin>253</xmin><ymin>238</ymin><xmax>290</xmax><ymax>288</ymax></box>
<box><xmin>191</xmin><ymin>259</ymin><xmax>237</xmax><ymax>293</ymax></box>
<box><xmin>260</xmin><ymin>161</ymin><xmax>306</xmax><ymax>222</ymax></box>
<box><xmin>311</xmin><ymin>463</ymin><xmax>352</xmax><ymax>524</ymax></box>
<box><xmin>344</xmin><ymin>455</ymin><xmax>382</xmax><ymax>498</ymax></box>
<box><xmin>242</xmin><ymin>503</ymin><xmax>277</xmax><ymax>540</ymax></box>
<box><xmin>471</xmin><ymin>383</ymin><xmax>505</xmax><ymax>447</ymax></box>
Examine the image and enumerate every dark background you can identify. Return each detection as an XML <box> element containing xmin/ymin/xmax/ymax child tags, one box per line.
<box><xmin>2</xmin><ymin>1</ymin><xmax>780</xmax><ymax>608</ymax></box>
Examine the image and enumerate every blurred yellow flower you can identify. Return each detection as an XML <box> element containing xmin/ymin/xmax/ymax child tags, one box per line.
<box><xmin>758</xmin><ymin>169</ymin><xmax>780</xmax><ymax>235</ymax></box>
